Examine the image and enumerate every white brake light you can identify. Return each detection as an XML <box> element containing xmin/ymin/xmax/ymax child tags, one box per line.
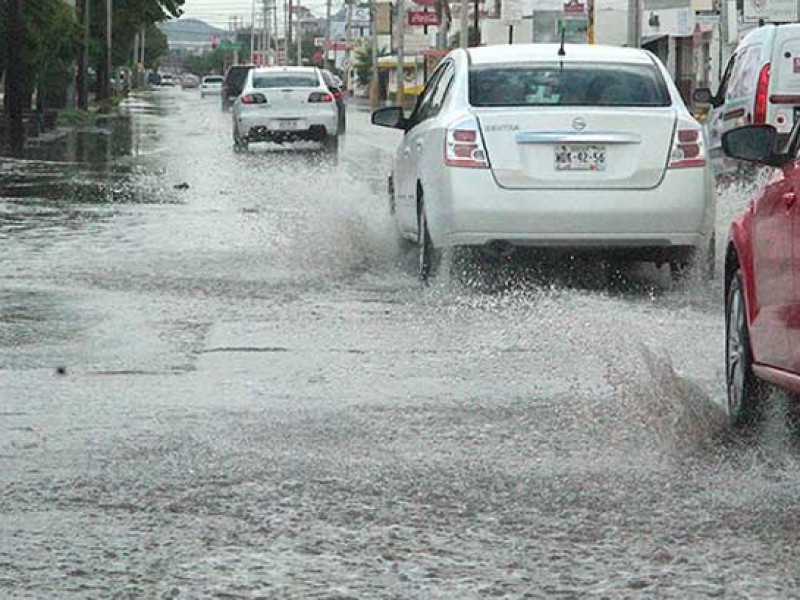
<box><xmin>668</xmin><ymin>126</ymin><xmax>706</xmax><ymax>169</ymax></box>
<box><xmin>444</xmin><ymin>116</ymin><xmax>490</xmax><ymax>169</ymax></box>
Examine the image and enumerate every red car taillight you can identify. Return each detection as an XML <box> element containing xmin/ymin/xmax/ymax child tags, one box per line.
<box><xmin>444</xmin><ymin>116</ymin><xmax>490</xmax><ymax>169</ymax></box>
<box><xmin>308</xmin><ymin>92</ymin><xmax>334</xmax><ymax>103</ymax></box>
<box><xmin>241</xmin><ymin>93</ymin><xmax>268</xmax><ymax>104</ymax></box>
<box><xmin>668</xmin><ymin>127</ymin><xmax>706</xmax><ymax>169</ymax></box>
<box><xmin>753</xmin><ymin>63</ymin><xmax>771</xmax><ymax>124</ymax></box>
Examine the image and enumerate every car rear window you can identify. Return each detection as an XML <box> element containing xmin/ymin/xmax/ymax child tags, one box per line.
<box><xmin>252</xmin><ymin>73</ymin><xmax>319</xmax><ymax>89</ymax></box>
<box><xmin>469</xmin><ymin>62</ymin><xmax>671</xmax><ymax>107</ymax></box>
<box><xmin>204</xmin><ymin>77</ymin><xmax>223</xmax><ymax>83</ymax></box>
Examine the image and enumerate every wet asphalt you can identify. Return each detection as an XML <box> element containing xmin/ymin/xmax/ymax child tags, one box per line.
<box><xmin>1</xmin><ymin>89</ymin><xmax>800</xmax><ymax>598</ymax></box>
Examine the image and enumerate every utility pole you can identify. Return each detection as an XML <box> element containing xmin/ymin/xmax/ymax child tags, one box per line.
<box><xmin>266</xmin><ymin>1</ymin><xmax>272</xmax><ymax>65</ymax></box>
<box><xmin>370</xmin><ymin>0</ymin><xmax>379</xmax><ymax>110</ymax></box>
<box><xmin>5</xmin><ymin>0</ymin><xmax>25</xmax><ymax>153</ymax></box>
<box><xmin>627</xmin><ymin>0</ymin><xmax>641</xmax><ymax>47</ymax></box>
<box><xmin>325</xmin><ymin>0</ymin><xmax>332</xmax><ymax>70</ymax></box>
<box><xmin>77</xmin><ymin>0</ymin><xmax>90</xmax><ymax>109</ymax></box>
<box><xmin>459</xmin><ymin>0</ymin><xmax>468</xmax><ymax>48</ymax></box>
<box><xmin>106</xmin><ymin>0</ymin><xmax>113</xmax><ymax>100</ymax></box>
<box><xmin>345</xmin><ymin>0</ymin><xmax>354</xmax><ymax>90</ymax></box>
<box><xmin>297</xmin><ymin>1</ymin><xmax>303</xmax><ymax>65</ymax></box>
<box><xmin>263</xmin><ymin>1</ymin><xmax>269</xmax><ymax>64</ymax></box>
<box><xmin>251</xmin><ymin>0</ymin><xmax>257</xmax><ymax>62</ymax></box>
<box><xmin>396</xmin><ymin>0</ymin><xmax>405</xmax><ymax>107</ymax></box>
<box><xmin>472</xmin><ymin>0</ymin><xmax>479</xmax><ymax>45</ymax></box>
<box><xmin>587</xmin><ymin>0</ymin><xmax>595</xmax><ymax>43</ymax></box>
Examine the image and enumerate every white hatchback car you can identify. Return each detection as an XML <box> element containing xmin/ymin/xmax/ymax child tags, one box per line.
<box><xmin>232</xmin><ymin>66</ymin><xmax>339</xmax><ymax>153</ymax></box>
<box><xmin>372</xmin><ymin>44</ymin><xmax>716</xmax><ymax>281</ymax></box>
<box><xmin>200</xmin><ymin>75</ymin><xmax>224</xmax><ymax>97</ymax></box>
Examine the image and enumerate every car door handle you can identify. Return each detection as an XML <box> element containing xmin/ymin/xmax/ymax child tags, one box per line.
<box><xmin>783</xmin><ymin>192</ymin><xmax>797</xmax><ymax>208</ymax></box>
<box><xmin>402</xmin><ymin>147</ymin><xmax>412</xmax><ymax>157</ymax></box>
<box><xmin>415</xmin><ymin>143</ymin><xmax>424</xmax><ymax>153</ymax></box>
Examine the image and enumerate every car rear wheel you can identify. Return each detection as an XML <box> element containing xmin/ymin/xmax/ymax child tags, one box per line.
<box><xmin>726</xmin><ymin>269</ymin><xmax>768</xmax><ymax>425</ymax></box>
<box><xmin>418</xmin><ymin>206</ymin><xmax>439</xmax><ymax>284</ymax></box>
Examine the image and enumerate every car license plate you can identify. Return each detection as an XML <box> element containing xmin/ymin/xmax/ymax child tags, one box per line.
<box><xmin>275</xmin><ymin>119</ymin><xmax>299</xmax><ymax>131</ymax></box>
<box><xmin>555</xmin><ymin>144</ymin><xmax>606</xmax><ymax>171</ymax></box>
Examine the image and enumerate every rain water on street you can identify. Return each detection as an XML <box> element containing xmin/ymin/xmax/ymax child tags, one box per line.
<box><xmin>2</xmin><ymin>89</ymin><xmax>800</xmax><ymax>598</ymax></box>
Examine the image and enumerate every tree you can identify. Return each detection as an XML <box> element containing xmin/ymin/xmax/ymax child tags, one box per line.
<box><xmin>353</xmin><ymin>41</ymin><xmax>388</xmax><ymax>87</ymax></box>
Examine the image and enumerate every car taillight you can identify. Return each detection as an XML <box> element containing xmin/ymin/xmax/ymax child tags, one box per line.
<box><xmin>308</xmin><ymin>92</ymin><xmax>334</xmax><ymax>103</ymax></box>
<box><xmin>444</xmin><ymin>116</ymin><xmax>490</xmax><ymax>169</ymax></box>
<box><xmin>754</xmin><ymin>63</ymin><xmax>771</xmax><ymax>124</ymax></box>
<box><xmin>241</xmin><ymin>93</ymin><xmax>267</xmax><ymax>104</ymax></box>
<box><xmin>668</xmin><ymin>127</ymin><xmax>706</xmax><ymax>169</ymax></box>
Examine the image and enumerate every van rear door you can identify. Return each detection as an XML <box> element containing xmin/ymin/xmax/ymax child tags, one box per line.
<box><xmin>770</xmin><ymin>27</ymin><xmax>800</xmax><ymax>134</ymax></box>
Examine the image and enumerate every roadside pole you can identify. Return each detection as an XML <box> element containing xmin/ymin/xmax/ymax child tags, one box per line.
<box><xmin>345</xmin><ymin>0</ymin><xmax>354</xmax><ymax>91</ymax></box>
<box><xmin>370</xmin><ymin>0</ymin><xmax>379</xmax><ymax>110</ymax></box>
<box><xmin>6</xmin><ymin>0</ymin><xmax>25</xmax><ymax>153</ymax></box>
<box><xmin>627</xmin><ymin>0</ymin><xmax>641</xmax><ymax>47</ymax></box>
<box><xmin>106</xmin><ymin>0</ymin><xmax>113</xmax><ymax>100</ymax></box>
<box><xmin>325</xmin><ymin>0</ymin><xmax>332</xmax><ymax>70</ymax></box>
<box><xmin>459</xmin><ymin>0</ymin><xmax>468</xmax><ymax>48</ymax></box>
<box><xmin>396</xmin><ymin>0</ymin><xmax>405</xmax><ymax>107</ymax></box>
<box><xmin>297</xmin><ymin>2</ymin><xmax>303</xmax><ymax>65</ymax></box>
<box><xmin>588</xmin><ymin>0</ymin><xmax>594</xmax><ymax>43</ymax></box>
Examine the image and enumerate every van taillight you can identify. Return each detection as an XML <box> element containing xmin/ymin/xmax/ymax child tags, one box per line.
<box><xmin>754</xmin><ymin>63</ymin><xmax>771</xmax><ymax>124</ymax></box>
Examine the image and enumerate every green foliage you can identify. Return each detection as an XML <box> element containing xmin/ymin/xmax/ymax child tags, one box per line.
<box><xmin>183</xmin><ymin>49</ymin><xmax>227</xmax><ymax>77</ymax></box>
<box><xmin>353</xmin><ymin>41</ymin><xmax>388</xmax><ymax>86</ymax></box>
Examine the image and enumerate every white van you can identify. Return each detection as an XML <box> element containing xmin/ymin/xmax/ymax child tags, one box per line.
<box><xmin>695</xmin><ymin>23</ymin><xmax>800</xmax><ymax>161</ymax></box>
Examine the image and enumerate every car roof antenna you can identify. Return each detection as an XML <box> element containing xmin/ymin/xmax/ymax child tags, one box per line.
<box><xmin>558</xmin><ymin>26</ymin><xmax>566</xmax><ymax>56</ymax></box>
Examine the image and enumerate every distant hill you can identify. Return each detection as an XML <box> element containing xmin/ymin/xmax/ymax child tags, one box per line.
<box><xmin>159</xmin><ymin>18</ymin><xmax>232</xmax><ymax>49</ymax></box>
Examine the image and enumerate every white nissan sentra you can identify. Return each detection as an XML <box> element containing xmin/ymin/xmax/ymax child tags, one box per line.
<box><xmin>372</xmin><ymin>44</ymin><xmax>716</xmax><ymax>281</ymax></box>
<box><xmin>232</xmin><ymin>66</ymin><xmax>340</xmax><ymax>153</ymax></box>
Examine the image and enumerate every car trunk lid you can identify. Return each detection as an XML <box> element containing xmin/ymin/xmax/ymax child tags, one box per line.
<box><xmin>476</xmin><ymin>108</ymin><xmax>676</xmax><ymax>189</ymax></box>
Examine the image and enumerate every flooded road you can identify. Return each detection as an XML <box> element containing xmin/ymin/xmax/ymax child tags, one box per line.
<box><xmin>2</xmin><ymin>89</ymin><xmax>800</xmax><ymax>598</ymax></box>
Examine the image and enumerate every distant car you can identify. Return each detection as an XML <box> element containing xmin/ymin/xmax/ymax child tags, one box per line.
<box><xmin>222</xmin><ymin>65</ymin><xmax>255</xmax><ymax>111</ymax></box>
<box><xmin>321</xmin><ymin>69</ymin><xmax>346</xmax><ymax>134</ymax></box>
<box><xmin>232</xmin><ymin>66</ymin><xmax>339</xmax><ymax>154</ymax></box>
<box><xmin>721</xmin><ymin>122</ymin><xmax>800</xmax><ymax>425</ymax></box>
<box><xmin>159</xmin><ymin>73</ymin><xmax>176</xmax><ymax>87</ymax></box>
<box><xmin>181</xmin><ymin>73</ymin><xmax>200</xmax><ymax>90</ymax></box>
<box><xmin>372</xmin><ymin>44</ymin><xmax>717</xmax><ymax>282</ymax></box>
<box><xmin>200</xmin><ymin>75</ymin><xmax>224</xmax><ymax>97</ymax></box>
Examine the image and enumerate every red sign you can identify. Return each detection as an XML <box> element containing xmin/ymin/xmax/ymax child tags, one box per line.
<box><xmin>324</xmin><ymin>41</ymin><xmax>355</xmax><ymax>51</ymax></box>
<box><xmin>408</xmin><ymin>10</ymin><xmax>440</xmax><ymax>25</ymax></box>
<box><xmin>563</xmin><ymin>0</ymin><xmax>585</xmax><ymax>13</ymax></box>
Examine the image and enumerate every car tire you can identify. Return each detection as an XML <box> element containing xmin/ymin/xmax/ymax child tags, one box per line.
<box><xmin>418</xmin><ymin>205</ymin><xmax>439</xmax><ymax>284</ymax></box>
<box><xmin>726</xmin><ymin>269</ymin><xmax>768</xmax><ymax>425</ymax></box>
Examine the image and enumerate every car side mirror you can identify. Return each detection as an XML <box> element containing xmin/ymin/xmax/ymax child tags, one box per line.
<box><xmin>722</xmin><ymin>125</ymin><xmax>783</xmax><ymax>165</ymax></box>
<box><xmin>372</xmin><ymin>107</ymin><xmax>408</xmax><ymax>130</ymax></box>
<box><xmin>692</xmin><ymin>87</ymin><xmax>713</xmax><ymax>105</ymax></box>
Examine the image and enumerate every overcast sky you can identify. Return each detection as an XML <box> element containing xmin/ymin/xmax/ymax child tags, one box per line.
<box><xmin>178</xmin><ymin>0</ymin><xmax>336</xmax><ymax>29</ymax></box>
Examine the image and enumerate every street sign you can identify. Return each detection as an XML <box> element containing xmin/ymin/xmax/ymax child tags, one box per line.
<box><xmin>563</xmin><ymin>0</ymin><xmax>585</xmax><ymax>14</ymax></box>
<box><xmin>342</xmin><ymin>58</ymin><xmax>352</xmax><ymax>70</ymax></box>
<box><xmin>408</xmin><ymin>10</ymin><xmax>440</xmax><ymax>25</ymax></box>
<box><xmin>325</xmin><ymin>40</ymin><xmax>354</xmax><ymax>51</ymax></box>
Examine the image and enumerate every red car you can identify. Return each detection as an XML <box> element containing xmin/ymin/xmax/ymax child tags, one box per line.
<box><xmin>722</xmin><ymin>124</ymin><xmax>800</xmax><ymax>424</ymax></box>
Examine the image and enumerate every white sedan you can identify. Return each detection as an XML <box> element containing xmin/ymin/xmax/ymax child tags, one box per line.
<box><xmin>200</xmin><ymin>75</ymin><xmax>224</xmax><ymax>97</ymax></box>
<box><xmin>232</xmin><ymin>66</ymin><xmax>339</xmax><ymax>153</ymax></box>
<box><xmin>372</xmin><ymin>44</ymin><xmax>716</xmax><ymax>282</ymax></box>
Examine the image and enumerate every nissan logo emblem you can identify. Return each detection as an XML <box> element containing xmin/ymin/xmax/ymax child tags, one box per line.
<box><xmin>572</xmin><ymin>117</ymin><xmax>587</xmax><ymax>131</ymax></box>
